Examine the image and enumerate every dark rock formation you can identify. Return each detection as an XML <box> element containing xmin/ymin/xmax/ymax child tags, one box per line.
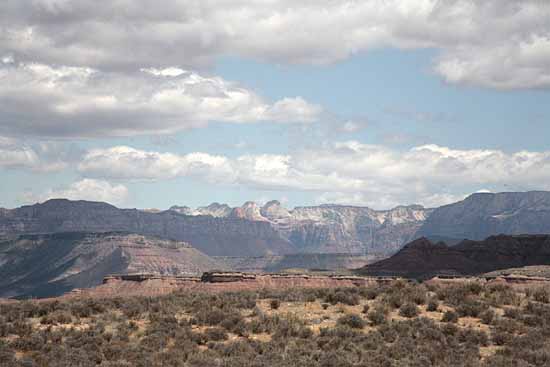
<box><xmin>359</xmin><ymin>234</ymin><xmax>550</xmax><ymax>279</ymax></box>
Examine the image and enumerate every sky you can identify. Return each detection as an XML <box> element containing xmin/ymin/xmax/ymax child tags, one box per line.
<box><xmin>1</xmin><ymin>0</ymin><xmax>550</xmax><ymax>210</ymax></box>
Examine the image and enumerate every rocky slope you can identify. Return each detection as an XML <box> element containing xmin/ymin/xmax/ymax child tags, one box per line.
<box><xmin>359</xmin><ymin>234</ymin><xmax>550</xmax><ymax>279</ymax></box>
<box><xmin>0</xmin><ymin>199</ymin><xmax>293</xmax><ymax>257</ymax></box>
<box><xmin>417</xmin><ymin>191</ymin><xmax>550</xmax><ymax>241</ymax></box>
<box><xmin>0</xmin><ymin>232</ymin><xmax>222</xmax><ymax>298</ymax></box>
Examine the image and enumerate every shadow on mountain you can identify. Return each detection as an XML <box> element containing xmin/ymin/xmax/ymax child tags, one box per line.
<box><xmin>357</xmin><ymin>234</ymin><xmax>550</xmax><ymax>279</ymax></box>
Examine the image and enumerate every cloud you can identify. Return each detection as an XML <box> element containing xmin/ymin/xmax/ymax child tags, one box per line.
<box><xmin>78</xmin><ymin>146</ymin><xmax>234</xmax><ymax>181</ymax></box>
<box><xmin>1</xmin><ymin>0</ymin><xmax>549</xmax><ymax>89</ymax></box>
<box><xmin>0</xmin><ymin>136</ymin><xmax>71</xmax><ymax>172</ymax></box>
<box><xmin>77</xmin><ymin>142</ymin><xmax>550</xmax><ymax>209</ymax></box>
<box><xmin>0</xmin><ymin>62</ymin><xmax>321</xmax><ymax>137</ymax></box>
<box><xmin>28</xmin><ymin>179</ymin><xmax>129</xmax><ymax>206</ymax></box>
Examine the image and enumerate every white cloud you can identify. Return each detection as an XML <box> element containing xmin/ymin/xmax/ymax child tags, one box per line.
<box><xmin>0</xmin><ymin>136</ymin><xmax>69</xmax><ymax>172</ymax></box>
<box><xmin>0</xmin><ymin>62</ymin><xmax>321</xmax><ymax>137</ymax></box>
<box><xmin>77</xmin><ymin>142</ymin><xmax>550</xmax><ymax>209</ymax></box>
<box><xmin>78</xmin><ymin>146</ymin><xmax>234</xmax><ymax>182</ymax></box>
<box><xmin>1</xmin><ymin>0</ymin><xmax>549</xmax><ymax>89</ymax></box>
<box><xmin>34</xmin><ymin>179</ymin><xmax>129</xmax><ymax>206</ymax></box>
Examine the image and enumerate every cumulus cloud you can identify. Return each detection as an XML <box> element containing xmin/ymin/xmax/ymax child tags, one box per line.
<box><xmin>30</xmin><ymin>179</ymin><xmax>129</xmax><ymax>206</ymax></box>
<box><xmin>77</xmin><ymin>142</ymin><xmax>550</xmax><ymax>209</ymax></box>
<box><xmin>78</xmin><ymin>146</ymin><xmax>235</xmax><ymax>181</ymax></box>
<box><xmin>0</xmin><ymin>136</ymin><xmax>70</xmax><ymax>172</ymax></box>
<box><xmin>1</xmin><ymin>0</ymin><xmax>549</xmax><ymax>89</ymax></box>
<box><xmin>0</xmin><ymin>62</ymin><xmax>321</xmax><ymax>137</ymax></box>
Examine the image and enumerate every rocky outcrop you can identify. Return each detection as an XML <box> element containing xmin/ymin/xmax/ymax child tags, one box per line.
<box><xmin>0</xmin><ymin>232</ymin><xmax>222</xmax><ymax>298</ymax></box>
<box><xmin>416</xmin><ymin>191</ymin><xmax>550</xmax><ymax>241</ymax></box>
<box><xmin>170</xmin><ymin>203</ymin><xmax>232</xmax><ymax>217</ymax></box>
<box><xmin>359</xmin><ymin>234</ymin><xmax>550</xmax><ymax>279</ymax></box>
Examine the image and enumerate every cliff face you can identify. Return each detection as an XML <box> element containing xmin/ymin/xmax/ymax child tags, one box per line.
<box><xmin>0</xmin><ymin>199</ymin><xmax>293</xmax><ymax>257</ymax></box>
<box><xmin>417</xmin><ymin>191</ymin><xmax>550</xmax><ymax>241</ymax></box>
<box><xmin>277</xmin><ymin>204</ymin><xmax>431</xmax><ymax>255</ymax></box>
<box><xmin>359</xmin><ymin>234</ymin><xmax>550</xmax><ymax>279</ymax></box>
<box><xmin>172</xmin><ymin>200</ymin><xmax>432</xmax><ymax>255</ymax></box>
<box><xmin>0</xmin><ymin>232</ymin><xmax>222</xmax><ymax>298</ymax></box>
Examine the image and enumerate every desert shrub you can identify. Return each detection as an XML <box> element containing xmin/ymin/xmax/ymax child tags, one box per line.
<box><xmin>195</xmin><ymin>307</ymin><xmax>236</xmax><ymax>326</ymax></box>
<box><xmin>458</xmin><ymin>328</ymin><xmax>488</xmax><ymax>346</ymax></box>
<box><xmin>441</xmin><ymin>322</ymin><xmax>458</xmax><ymax>336</ymax></box>
<box><xmin>426</xmin><ymin>299</ymin><xmax>439</xmax><ymax>312</ymax></box>
<box><xmin>503</xmin><ymin>307</ymin><xmax>521</xmax><ymax>319</ymax></box>
<box><xmin>337</xmin><ymin>314</ymin><xmax>366</xmax><ymax>329</ymax></box>
<box><xmin>359</xmin><ymin>286</ymin><xmax>380</xmax><ymax>300</ymax></box>
<box><xmin>219</xmin><ymin>313</ymin><xmax>247</xmax><ymax>335</ymax></box>
<box><xmin>270</xmin><ymin>299</ymin><xmax>281</xmax><ymax>310</ymax></box>
<box><xmin>204</xmin><ymin>327</ymin><xmax>228</xmax><ymax>342</ymax></box>
<box><xmin>486</xmin><ymin>284</ymin><xmax>521</xmax><ymax>307</ymax></box>
<box><xmin>272</xmin><ymin>316</ymin><xmax>313</xmax><ymax>339</ymax></box>
<box><xmin>361</xmin><ymin>304</ymin><xmax>370</xmax><ymax>314</ymax></box>
<box><xmin>324</xmin><ymin>289</ymin><xmax>360</xmax><ymax>306</ymax></box>
<box><xmin>40</xmin><ymin>311</ymin><xmax>73</xmax><ymax>325</ymax></box>
<box><xmin>399</xmin><ymin>303</ymin><xmax>419</xmax><ymax>318</ymax></box>
<box><xmin>409</xmin><ymin>287</ymin><xmax>427</xmax><ymax>305</ymax></box>
<box><xmin>456</xmin><ymin>299</ymin><xmax>487</xmax><ymax>317</ymax></box>
<box><xmin>442</xmin><ymin>310</ymin><xmax>458</xmax><ymax>323</ymax></box>
<box><xmin>383</xmin><ymin>292</ymin><xmax>404</xmax><ymax>309</ymax></box>
<box><xmin>480</xmin><ymin>309</ymin><xmax>495</xmax><ymax>325</ymax></box>
<box><xmin>533</xmin><ymin>288</ymin><xmax>550</xmax><ymax>304</ymax></box>
<box><xmin>492</xmin><ymin>330</ymin><xmax>512</xmax><ymax>346</ymax></box>
<box><xmin>437</xmin><ymin>282</ymin><xmax>482</xmax><ymax>305</ymax></box>
<box><xmin>305</xmin><ymin>294</ymin><xmax>317</xmax><ymax>303</ymax></box>
<box><xmin>367</xmin><ymin>308</ymin><xmax>387</xmax><ymax>326</ymax></box>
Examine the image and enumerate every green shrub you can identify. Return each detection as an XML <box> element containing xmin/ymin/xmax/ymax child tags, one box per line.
<box><xmin>442</xmin><ymin>311</ymin><xmax>458</xmax><ymax>323</ymax></box>
<box><xmin>368</xmin><ymin>308</ymin><xmax>387</xmax><ymax>325</ymax></box>
<box><xmin>337</xmin><ymin>314</ymin><xmax>366</xmax><ymax>329</ymax></box>
<box><xmin>324</xmin><ymin>289</ymin><xmax>360</xmax><ymax>306</ymax></box>
<box><xmin>426</xmin><ymin>299</ymin><xmax>438</xmax><ymax>312</ymax></box>
<box><xmin>456</xmin><ymin>299</ymin><xmax>487</xmax><ymax>317</ymax></box>
<box><xmin>399</xmin><ymin>303</ymin><xmax>419</xmax><ymax>318</ymax></box>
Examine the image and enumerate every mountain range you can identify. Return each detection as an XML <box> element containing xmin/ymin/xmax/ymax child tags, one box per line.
<box><xmin>175</xmin><ymin>200</ymin><xmax>432</xmax><ymax>254</ymax></box>
<box><xmin>3</xmin><ymin>191</ymin><xmax>550</xmax><ymax>297</ymax></box>
<box><xmin>3</xmin><ymin>191</ymin><xmax>550</xmax><ymax>258</ymax></box>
